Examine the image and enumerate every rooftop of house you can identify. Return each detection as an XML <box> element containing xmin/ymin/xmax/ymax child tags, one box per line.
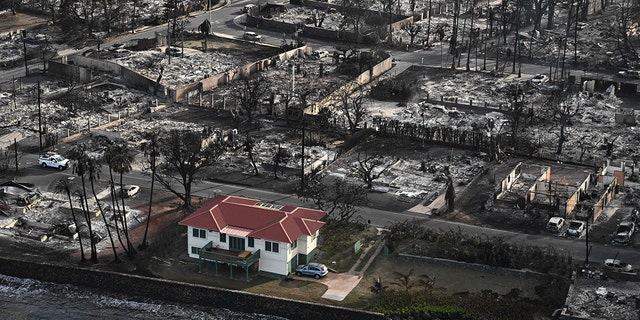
<box><xmin>178</xmin><ymin>195</ymin><xmax>326</xmax><ymax>244</ymax></box>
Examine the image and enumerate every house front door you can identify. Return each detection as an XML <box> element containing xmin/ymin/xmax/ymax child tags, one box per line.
<box><xmin>229</xmin><ymin>236</ymin><xmax>245</xmax><ymax>252</ymax></box>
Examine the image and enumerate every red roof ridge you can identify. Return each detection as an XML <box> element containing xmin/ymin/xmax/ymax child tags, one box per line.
<box><xmin>179</xmin><ymin>194</ymin><xmax>326</xmax><ymax>243</ymax></box>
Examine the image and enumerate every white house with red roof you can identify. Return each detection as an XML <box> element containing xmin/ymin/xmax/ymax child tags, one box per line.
<box><xmin>178</xmin><ymin>194</ymin><xmax>327</xmax><ymax>279</ymax></box>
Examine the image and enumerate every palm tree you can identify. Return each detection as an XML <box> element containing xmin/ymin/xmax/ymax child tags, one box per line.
<box><xmin>391</xmin><ymin>268</ymin><xmax>415</xmax><ymax>293</ymax></box>
<box><xmin>104</xmin><ymin>143</ymin><xmax>130</xmax><ymax>257</ymax></box>
<box><xmin>67</xmin><ymin>144</ymin><xmax>98</xmax><ymax>263</ymax></box>
<box><xmin>105</xmin><ymin>142</ymin><xmax>135</xmax><ymax>255</ymax></box>
<box><xmin>370</xmin><ymin>276</ymin><xmax>388</xmax><ymax>294</ymax></box>
<box><xmin>53</xmin><ymin>178</ymin><xmax>86</xmax><ymax>262</ymax></box>
<box><xmin>85</xmin><ymin>154</ymin><xmax>120</xmax><ymax>263</ymax></box>
<box><xmin>139</xmin><ymin>131</ymin><xmax>159</xmax><ymax>250</ymax></box>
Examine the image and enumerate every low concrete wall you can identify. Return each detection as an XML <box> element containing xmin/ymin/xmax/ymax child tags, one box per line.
<box><xmin>305</xmin><ymin>56</ymin><xmax>393</xmax><ymax>114</ymax></box>
<box><xmin>48</xmin><ymin>61</ymin><xmax>93</xmax><ymax>83</ymax></box>
<box><xmin>0</xmin><ymin>257</ymin><xmax>386</xmax><ymax>320</ymax></box>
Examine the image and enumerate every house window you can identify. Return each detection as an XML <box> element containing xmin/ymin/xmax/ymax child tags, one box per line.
<box><xmin>220</xmin><ymin>233</ymin><xmax>226</xmax><ymax>243</ymax></box>
<box><xmin>192</xmin><ymin>228</ymin><xmax>206</xmax><ymax>239</ymax></box>
<box><xmin>291</xmin><ymin>239</ymin><xmax>297</xmax><ymax>250</ymax></box>
<box><xmin>191</xmin><ymin>246</ymin><xmax>200</xmax><ymax>255</ymax></box>
<box><xmin>248</xmin><ymin>237</ymin><xmax>254</xmax><ymax>248</ymax></box>
<box><xmin>265</xmin><ymin>241</ymin><xmax>279</xmax><ymax>253</ymax></box>
<box><xmin>312</xmin><ymin>231</ymin><xmax>318</xmax><ymax>240</ymax></box>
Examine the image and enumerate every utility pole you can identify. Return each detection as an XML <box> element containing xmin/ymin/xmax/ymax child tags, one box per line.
<box><xmin>14</xmin><ymin>138</ymin><xmax>18</xmax><ymax>172</ymax></box>
<box><xmin>167</xmin><ymin>22</ymin><xmax>171</xmax><ymax>64</ymax></box>
<box><xmin>300</xmin><ymin>115</ymin><xmax>305</xmax><ymax>193</ymax></box>
<box><xmin>21</xmin><ymin>30</ymin><xmax>28</xmax><ymax>76</ymax></box>
<box><xmin>37</xmin><ymin>81</ymin><xmax>42</xmax><ymax>152</ymax></box>
<box><xmin>585</xmin><ymin>214</ymin><xmax>590</xmax><ymax>266</ymax></box>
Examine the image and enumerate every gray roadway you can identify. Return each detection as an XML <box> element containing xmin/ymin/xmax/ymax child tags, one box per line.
<box><xmin>3</xmin><ymin>4</ymin><xmax>639</xmax><ymax>268</ymax></box>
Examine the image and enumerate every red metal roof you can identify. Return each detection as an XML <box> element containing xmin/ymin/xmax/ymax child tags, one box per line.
<box><xmin>179</xmin><ymin>195</ymin><xmax>326</xmax><ymax>243</ymax></box>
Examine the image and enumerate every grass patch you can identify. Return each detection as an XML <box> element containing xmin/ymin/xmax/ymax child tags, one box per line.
<box><xmin>245</xmin><ymin>278</ymin><xmax>332</xmax><ymax>304</ymax></box>
<box><xmin>317</xmin><ymin>224</ymin><xmax>379</xmax><ymax>273</ymax></box>
<box><xmin>354</xmin><ymin>239</ymin><xmax>383</xmax><ymax>273</ymax></box>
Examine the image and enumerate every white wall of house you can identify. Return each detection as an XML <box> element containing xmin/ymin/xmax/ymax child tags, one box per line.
<box><xmin>186</xmin><ymin>226</ymin><xmax>212</xmax><ymax>259</ymax></box>
<box><xmin>254</xmin><ymin>238</ymin><xmax>288</xmax><ymax>275</ymax></box>
<box><xmin>297</xmin><ymin>231</ymin><xmax>318</xmax><ymax>255</ymax></box>
<box><xmin>185</xmin><ymin>227</ymin><xmax>321</xmax><ymax>276</ymax></box>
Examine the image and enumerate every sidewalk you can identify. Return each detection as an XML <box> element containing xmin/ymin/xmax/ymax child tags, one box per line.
<box><xmin>320</xmin><ymin>239</ymin><xmax>385</xmax><ymax>301</ymax></box>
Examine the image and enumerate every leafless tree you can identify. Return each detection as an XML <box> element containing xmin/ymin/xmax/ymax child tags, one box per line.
<box><xmin>155</xmin><ymin>129</ymin><xmax>225</xmax><ymax>211</ymax></box>
<box><xmin>336</xmin><ymin>86</ymin><xmax>369</xmax><ymax>133</ymax></box>
<box><xmin>576</xmin><ymin>132</ymin><xmax>600</xmax><ymax>162</ymax></box>
<box><xmin>616</xmin><ymin>0</ymin><xmax>639</xmax><ymax>66</ymax></box>
<box><xmin>272</xmin><ymin>144</ymin><xmax>289</xmax><ymax>179</ymax></box>
<box><xmin>546</xmin><ymin>91</ymin><xmax>584</xmax><ymax>156</ymax></box>
<box><xmin>244</xmin><ymin>134</ymin><xmax>259</xmax><ymax>176</ymax></box>
<box><xmin>231</xmin><ymin>75</ymin><xmax>271</xmax><ymax>127</ymax></box>
<box><xmin>340</xmin><ymin>0</ymin><xmax>371</xmax><ymax>37</ymax></box>
<box><xmin>300</xmin><ymin>170</ymin><xmax>367</xmax><ymax>221</ymax></box>
<box><xmin>354</xmin><ymin>152</ymin><xmax>394</xmax><ymax>188</ymax></box>
<box><xmin>402</xmin><ymin>23</ymin><xmax>422</xmax><ymax>46</ymax></box>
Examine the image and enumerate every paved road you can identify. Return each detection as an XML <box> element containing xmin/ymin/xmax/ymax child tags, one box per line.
<box><xmin>16</xmin><ymin>147</ymin><xmax>640</xmax><ymax>270</ymax></box>
<box><xmin>3</xmin><ymin>4</ymin><xmax>637</xmax><ymax>269</ymax></box>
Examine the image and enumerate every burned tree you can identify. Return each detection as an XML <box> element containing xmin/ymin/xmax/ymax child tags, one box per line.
<box><xmin>244</xmin><ymin>134</ymin><xmax>259</xmax><ymax>176</ymax></box>
<box><xmin>354</xmin><ymin>152</ymin><xmax>394</xmax><ymax>189</ymax></box>
<box><xmin>272</xmin><ymin>144</ymin><xmax>290</xmax><ymax>179</ymax></box>
<box><xmin>336</xmin><ymin>86</ymin><xmax>369</xmax><ymax>133</ymax></box>
<box><xmin>231</xmin><ymin>75</ymin><xmax>271</xmax><ymax>127</ymax></box>
<box><xmin>300</xmin><ymin>170</ymin><xmax>367</xmax><ymax>222</ymax></box>
<box><xmin>156</xmin><ymin>129</ymin><xmax>225</xmax><ymax>212</ymax></box>
<box><xmin>198</xmin><ymin>19</ymin><xmax>211</xmax><ymax>52</ymax></box>
<box><xmin>402</xmin><ymin>23</ymin><xmax>422</xmax><ymax>46</ymax></box>
<box><xmin>545</xmin><ymin>91</ymin><xmax>584</xmax><ymax>156</ymax></box>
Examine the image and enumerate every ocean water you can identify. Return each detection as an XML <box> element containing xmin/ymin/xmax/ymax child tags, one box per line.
<box><xmin>0</xmin><ymin>274</ymin><xmax>288</xmax><ymax>320</ymax></box>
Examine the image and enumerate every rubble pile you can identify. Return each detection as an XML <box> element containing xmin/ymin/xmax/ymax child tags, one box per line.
<box><xmin>0</xmin><ymin>80</ymin><xmax>155</xmax><ymax>142</ymax></box>
<box><xmin>270</xmin><ymin>7</ymin><xmax>347</xmax><ymax>31</ymax></box>
<box><xmin>564</xmin><ymin>279</ymin><xmax>640</xmax><ymax>319</ymax></box>
<box><xmin>109</xmin><ymin>48</ymin><xmax>248</xmax><ymax>88</ymax></box>
<box><xmin>325</xmin><ymin>151</ymin><xmax>487</xmax><ymax>199</ymax></box>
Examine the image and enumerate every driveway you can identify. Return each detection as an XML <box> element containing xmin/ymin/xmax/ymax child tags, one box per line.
<box><xmin>292</xmin><ymin>239</ymin><xmax>385</xmax><ymax>301</ymax></box>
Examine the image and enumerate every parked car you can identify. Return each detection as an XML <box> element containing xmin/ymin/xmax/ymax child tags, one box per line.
<box><xmin>612</xmin><ymin>220</ymin><xmax>636</xmax><ymax>244</ymax></box>
<box><xmin>119</xmin><ymin>185</ymin><xmax>140</xmax><ymax>198</ymax></box>
<box><xmin>312</xmin><ymin>50</ymin><xmax>329</xmax><ymax>59</ymax></box>
<box><xmin>603</xmin><ymin>259</ymin><xmax>634</xmax><ymax>273</ymax></box>
<box><xmin>243</xmin><ymin>31</ymin><xmax>262</xmax><ymax>42</ymax></box>
<box><xmin>566</xmin><ymin>220</ymin><xmax>585</xmax><ymax>237</ymax></box>
<box><xmin>546</xmin><ymin>217</ymin><xmax>565</xmax><ymax>233</ymax></box>
<box><xmin>530</xmin><ymin>74</ymin><xmax>549</xmax><ymax>84</ymax></box>
<box><xmin>617</xmin><ymin>69</ymin><xmax>640</xmax><ymax>78</ymax></box>
<box><xmin>295</xmin><ymin>262</ymin><xmax>328</xmax><ymax>279</ymax></box>
<box><xmin>38</xmin><ymin>152</ymin><xmax>70</xmax><ymax>170</ymax></box>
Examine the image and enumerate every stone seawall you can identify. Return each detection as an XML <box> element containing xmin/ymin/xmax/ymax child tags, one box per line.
<box><xmin>0</xmin><ymin>257</ymin><xmax>386</xmax><ymax>320</ymax></box>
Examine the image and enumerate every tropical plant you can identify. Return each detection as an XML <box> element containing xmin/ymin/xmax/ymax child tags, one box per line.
<box><xmin>139</xmin><ymin>131</ymin><xmax>160</xmax><ymax>250</ymax></box>
<box><xmin>67</xmin><ymin>144</ymin><xmax>98</xmax><ymax>263</ymax></box>
<box><xmin>53</xmin><ymin>178</ymin><xmax>86</xmax><ymax>262</ymax></box>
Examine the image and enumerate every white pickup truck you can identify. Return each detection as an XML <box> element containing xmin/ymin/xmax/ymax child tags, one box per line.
<box><xmin>38</xmin><ymin>153</ymin><xmax>70</xmax><ymax>170</ymax></box>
